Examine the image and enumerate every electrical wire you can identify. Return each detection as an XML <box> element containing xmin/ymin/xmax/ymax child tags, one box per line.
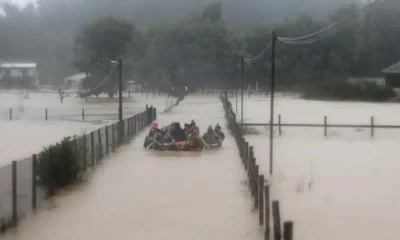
<box><xmin>243</xmin><ymin>0</ymin><xmax>389</xmax><ymax>62</ymax></box>
<box><xmin>81</xmin><ymin>63</ymin><xmax>118</xmax><ymax>95</ymax></box>
<box><xmin>277</xmin><ymin>0</ymin><xmax>387</xmax><ymax>44</ymax></box>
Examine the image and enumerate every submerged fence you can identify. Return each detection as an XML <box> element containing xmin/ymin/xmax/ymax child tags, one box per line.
<box><xmin>0</xmin><ymin>105</ymin><xmax>156</xmax><ymax>233</ymax></box>
<box><xmin>0</xmin><ymin>91</ymin><xmax>174</xmax><ymax>122</ymax></box>
<box><xmin>239</xmin><ymin>115</ymin><xmax>400</xmax><ymax>137</ymax></box>
<box><xmin>221</xmin><ymin>92</ymin><xmax>293</xmax><ymax>240</ymax></box>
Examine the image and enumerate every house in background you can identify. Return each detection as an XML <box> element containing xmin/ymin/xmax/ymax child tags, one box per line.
<box><xmin>126</xmin><ymin>80</ymin><xmax>142</xmax><ymax>92</ymax></box>
<box><xmin>382</xmin><ymin>61</ymin><xmax>400</xmax><ymax>92</ymax></box>
<box><xmin>0</xmin><ymin>62</ymin><xmax>39</xmax><ymax>89</ymax></box>
<box><xmin>63</xmin><ymin>72</ymin><xmax>90</xmax><ymax>90</ymax></box>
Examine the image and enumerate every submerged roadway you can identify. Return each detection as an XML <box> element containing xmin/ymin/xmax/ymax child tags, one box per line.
<box><xmin>3</xmin><ymin>95</ymin><xmax>261</xmax><ymax>240</ymax></box>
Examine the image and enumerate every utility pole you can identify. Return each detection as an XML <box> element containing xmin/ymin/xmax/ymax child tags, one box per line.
<box><xmin>118</xmin><ymin>59</ymin><xmax>123</xmax><ymax>145</ymax></box>
<box><xmin>240</xmin><ymin>56</ymin><xmax>244</xmax><ymax>125</ymax></box>
<box><xmin>96</xmin><ymin>57</ymin><xmax>123</xmax><ymax>144</ymax></box>
<box><xmin>269</xmin><ymin>31</ymin><xmax>277</xmax><ymax>176</ymax></box>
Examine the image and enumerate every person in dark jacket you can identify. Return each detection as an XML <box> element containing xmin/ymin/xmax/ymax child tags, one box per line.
<box><xmin>170</xmin><ymin>122</ymin><xmax>187</xmax><ymax>141</ymax></box>
<box><xmin>144</xmin><ymin>129</ymin><xmax>157</xmax><ymax>148</ymax></box>
<box><xmin>155</xmin><ymin>126</ymin><xmax>175</xmax><ymax>144</ymax></box>
<box><xmin>215</xmin><ymin>124</ymin><xmax>225</xmax><ymax>141</ymax></box>
<box><xmin>202</xmin><ymin>125</ymin><xmax>221</xmax><ymax>145</ymax></box>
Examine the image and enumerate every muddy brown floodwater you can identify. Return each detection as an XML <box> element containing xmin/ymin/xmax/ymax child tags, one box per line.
<box><xmin>2</xmin><ymin>95</ymin><xmax>261</xmax><ymax>240</ymax></box>
<box><xmin>230</xmin><ymin>94</ymin><xmax>400</xmax><ymax>240</ymax></box>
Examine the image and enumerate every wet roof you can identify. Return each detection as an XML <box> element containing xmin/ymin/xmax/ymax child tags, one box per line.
<box><xmin>64</xmin><ymin>72</ymin><xmax>90</xmax><ymax>81</ymax></box>
<box><xmin>382</xmin><ymin>61</ymin><xmax>400</xmax><ymax>74</ymax></box>
<box><xmin>0</xmin><ymin>63</ymin><xmax>37</xmax><ymax>68</ymax></box>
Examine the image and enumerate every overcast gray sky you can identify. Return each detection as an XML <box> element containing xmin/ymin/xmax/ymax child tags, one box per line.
<box><xmin>11</xmin><ymin>0</ymin><xmax>35</xmax><ymax>7</ymax></box>
<box><xmin>11</xmin><ymin>0</ymin><xmax>368</xmax><ymax>8</ymax></box>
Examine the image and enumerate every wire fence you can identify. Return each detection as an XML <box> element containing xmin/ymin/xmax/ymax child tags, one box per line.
<box><xmin>220</xmin><ymin>92</ymin><xmax>293</xmax><ymax>240</ymax></box>
<box><xmin>0</xmin><ymin>105</ymin><xmax>157</xmax><ymax>233</ymax></box>
<box><xmin>0</xmin><ymin>90</ymin><xmax>176</xmax><ymax>122</ymax></box>
<box><xmin>239</xmin><ymin>115</ymin><xmax>400</xmax><ymax>138</ymax></box>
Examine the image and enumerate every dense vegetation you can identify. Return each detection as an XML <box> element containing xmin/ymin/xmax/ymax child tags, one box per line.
<box><xmin>1</xmin><ymin>0</ymin><xmax>399</xmax><ymax>100</ymax></box>
<box><xmin>302</xmin><ymin>80</ymin><xmax>396</xmax><ymax>101</ymax></box>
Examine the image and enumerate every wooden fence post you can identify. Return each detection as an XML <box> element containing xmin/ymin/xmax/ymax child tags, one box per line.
<box><xmin>97</xmin><ymin>128</ymin><xmax>103</xmax><ymax>159</ymax></box>
<box><xmin>127</xmin><ymin>118</ymin><xmax>131</xmax><ymax>140</ymax></box>
<box><xmin>32</xmin><ymin>154</ymin><xmax>37</xmax><ymax>209</ymax></box>
<box><xmin>12</xmin><ymin>161</ymin><xmax>17</xmax><ymax>224</ymax></box>
<box><xmin>247</xmin><ymin>146</ymin><xmax>254</xmax><ymax>171</ymax></box>
<box><xmin>244</xmin><ymin>142</ymin><xmax>249</xmax><ymax>167</ymax></box>
<box><xmin>45</xmin><ymin>108</ymin><xmax>48</xmax><ymax>121</ymax></box>
<box><xmin>278</xmin><ymin>114</ymin><xmax>282</xmax><ymax>136</ymax></box>
<box><xmin>371</xmin><ymin>116</ymin><xmax>374</xmax><ymax>137</ymax></box>
<box><xmin>9</xmin><ymin>108</ymin><xmax>12</xmax><ymax>120</ymax></box>
<box><xmin>82</xmin><ymin>135</ymin><xmax>87</xmax><ymax>171</ymax></box>
<box><xmin>259</xmin><ymin>175</ymin><xmax>264</xmax><ymax>225</ymax></box>
<box><xmin>82</xmin><ymin>108</ymin><xmax>85</xmax><ymax>121</ymax></box>
<box><xmin>283</xmin><ymin>221</ymin><xmax>293</xmax><ymax>240</ymax></box>
<box><xmin>91</xmin><ymin>131</ymin><xmax>95</xmax><ymax>165</ymax></box>
<box><xmin>133</xmin><ymin>115</ymin><xmax>137</xmax><ymax>136</ymax></box>
<box><xmin>130</xmin><ymin>117</ymin><xmax>133</xmax><ymax>137</ymax></box>
<box><xmin>105</xmin><ymin>126</ymin><xmax>109</xmax><ymax>155</ymax></box>
<box><xmin>272</xmin><ymin>200</ymin><xmax>282</xmax><ymax>240</ymax></box>
<box><xmin>112</xmin><ymin>124</ymin><xmax>115</xmax><ymax>151</ymax></box>
<box><xmin>264</xmin><ymin>185</ymin><xmax>270</xmax><ymax>240</ymax></box>
<box><xmin>254</xmin><ymin>165</ymin><xmax>259</xmax><ymax>208</ymax></box>
<box><xmin>324</xmin><ymin>116</ymin><xmax>327</xmax><ymax>137</ymax></box>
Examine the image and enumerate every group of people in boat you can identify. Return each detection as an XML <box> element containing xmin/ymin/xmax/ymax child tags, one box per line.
<box><xmin>143</xmin><ymin>120</ymin><xmax>225</xmax><ymax>151</ymax></box>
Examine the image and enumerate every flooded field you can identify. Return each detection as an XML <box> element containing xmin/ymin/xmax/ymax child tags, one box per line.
<box><xmin>230</xmin><ymin>93</ymin><xmax>400</xmax><ymax>240</ymax></box>
<box><xmin>2</xmin><ymin>95</ymin><xmax>260</xmax><ymax>240</ymax></box>
<box><xmin>0</xmin><ymin>91</ymin><xmax>176</xmax><ymax>166</ymax></box>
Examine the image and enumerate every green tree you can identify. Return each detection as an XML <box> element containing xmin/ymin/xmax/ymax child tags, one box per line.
<box><xmin>74</xmin><ymin>17</ymin><xmax>138</xmax><ymax>97</ymax></box>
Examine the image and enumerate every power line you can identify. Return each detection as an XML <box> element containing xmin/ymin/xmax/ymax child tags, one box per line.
<box><xmin>244</xmin><ymin>41</ymin><xmax>272</xmax><ymax>64</ymax></box>
<box><xmin>243</xmin><ymin>0</ymin><xmax>389</xmax><ymax>63</ymax></box>
<box><xmin>277</xmin><ymin>0</ymin><xmax>388</xmax><ymax>44</ymax></box>
<box><xmin>81</xmin><ymin>63</ymin><xmax>118</xmax><ymax>95</ymax></box>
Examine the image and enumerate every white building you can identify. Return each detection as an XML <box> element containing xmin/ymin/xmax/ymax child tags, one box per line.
<box><xmin>63</xmin><ymin>72</ymin><xmax>90</xmax><ymax>90</ymax></box>
<box><xmin>0</xmin><ymin>62</ymin><xmax>39</xmax><ymax>88</ymax></box>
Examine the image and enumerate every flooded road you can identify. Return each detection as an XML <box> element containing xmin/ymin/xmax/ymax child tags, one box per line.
<box><xmin>2</xmin><ymin>95</ymin><xmax>260</xmax><ymax>240</ymax></box>
<box><xmin>230</xmin><ymin>94</ymin><xmax>400</xmax><ymax>240</ymax></box>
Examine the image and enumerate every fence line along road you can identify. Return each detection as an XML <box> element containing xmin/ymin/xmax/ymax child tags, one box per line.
<box><xmin>220</xmin><ymin>91</ymin><xmax>294</xmax><ymax>240</ymax></box>
<box><xmin>0</xmin><ymin>105</ymin><xmax>157</xmax><ymax>234</ymax></box>
<box><xmin>239</xmin><ymin>115</ymin><xmax>400</xmax><ymax>137</ymax></box>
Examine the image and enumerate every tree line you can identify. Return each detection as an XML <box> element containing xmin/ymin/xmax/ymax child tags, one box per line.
<box><xmin>1</xmin><ymin>0</ymin><xmax>399</xmax><ymax>100</ymax></box>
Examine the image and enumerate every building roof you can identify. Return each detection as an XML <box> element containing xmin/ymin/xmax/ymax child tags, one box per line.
<box><xmin>0</xmin><ymin>63</ymin><xmax>37</xmax><ymax>68</ymax></box>
<box><xmin>382</xmin><ymin>61</ymin><xmax>400</xmax><ymax>74</ymax></box>
<box><xmin>64</xmin><ymin>72</ymin><xmax>90</xmax><ymax>82</ymax></box>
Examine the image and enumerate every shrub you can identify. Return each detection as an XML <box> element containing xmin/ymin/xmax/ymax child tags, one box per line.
<box><xmin>36</xmin><ymin>135</ymin><xmax>86</xmax><ymax>194</ymax></box>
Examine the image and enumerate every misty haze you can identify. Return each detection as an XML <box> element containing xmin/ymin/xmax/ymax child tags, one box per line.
<box><xmin>0</xmin><ymin>0</ymin><xmax>400</xmax><ymax>239</ymax></box>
